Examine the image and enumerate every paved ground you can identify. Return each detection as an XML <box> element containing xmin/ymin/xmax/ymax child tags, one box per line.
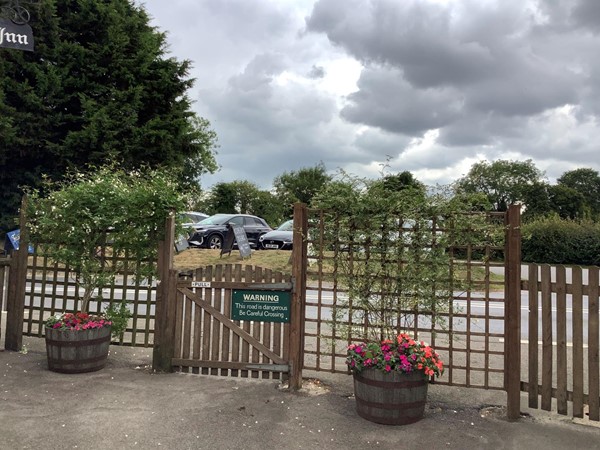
<box><xmin>1</xmin><ymin>336</ymin><xmax>600</xmax><ymax>450</ymax></box>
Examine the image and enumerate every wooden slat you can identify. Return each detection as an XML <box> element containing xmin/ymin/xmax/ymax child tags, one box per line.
<box><xmin>520</xmin><ymin>381</ymin><xmax>599</xmax><ymax>404</ymax></box>
<box><xmin>231</xmin><ymin>264</ymin><xmax>242</xmax><ymax>377</ymax></box>
<box><xmin>61</xmin><ymin>265</ymin><xmax>69</xmax><ymax>316</ymax></box>
<box><xmin>26</xmin><ymin>253</ymin><xmax>38</xmax><ymax>335</ymax></box>
<box><xmin>465</xmin><ymin>246</ymin><xmax>472</xmax><ymax>387</ymax></box>
<box><xmin>483</xmin><ymin>247</ymin><xmax>491</xmax><ymax>389</ymax></box>
<box><xmin>192</xmin><ymin>268</ymin><xmax>203</xmax><ymax>375</ymax></box>
<box><xmin>166</xmin><ymin>269</ymin><xmax>180</xmax><ymax>369</ymax></box>
<box><xmin>130</xmin><ymin>259</ymin><xmax>142</xmax><ymax>346</ymax></box>
<box><xmin>528</xmin><ymin>264</ymin><xmax>539</xmax><ymax>408</ymax></box>
<box><xmin>251</xmin><ymin>267</ymin><xmax>263</xmax><ymax>378</ymax></box>
<box><xmin>290</xmin><ymin>203</ymin><xmax>308</xmax><ymax>388</ymax></box>
<box><xmin>173</xmin><ymin>276</ymin><xmax>184</xmax><ymax>360</ymax></box>
<box><xmin>211</xmin><ymin>265</ymin><xmax>223</xmax><ymax>376</ymax></box>
<box><xmin>589</xmin><ymin>267</ymin><xmax>599</xmax><ymax>421</ymax></box>
<box><xmin>182</xmin><ymin>274</ymin><xmax>193</xmax><ymax>373</ymax></box>
<box><xmin>49</xmin><ymin>260</ymin><xmax>59</xmax><ymax>317</ymax></box>
<box><xmin>521</xmin><ymin>279</ymin><xmax>600</xmax><ymax>297</ymax></box>
<box><xmin>201</xmin><ymin>266</ymin><xmax>213</xmax><ymax>375</ymax></box>
<box><xmin>221</xmin><ymin>265</ymin><xmax>233</xmax><ymax>376</ymax></box>
<box><xmin>142</xmin><ymin>277</ymin><xmax>154</xmax><ymax>347</ymax></box>
<box><xmin>241</xmin><ymin>265</ymin><xmax>252</xmax><ymax>377</ymax></box>
<box><xmin>505</xmin><ymin>205</ymin><xmax>521</xmax><ymax>421</ymax></box>
<box><xmin>261</xmin><ymin>269</ymin><xmax>272</xmax><ymax>379</ymax></box>
<box><xmin>272</xmin><ymin>271</ymin><xmax>283</xmax><ymax>380</ymax></box>
<box><xmin>0</xmin><ymin>264</ymin><xmax>6</xmax><ymax>340</ymax></box>
<box><xmin>36</xmin><ymin>255</ymin><xmax>49</xmax><ymax>337</ymax></box>
<box><xmin>572</xmin><ymin>266</ymin><xmax>584</xmax><ymax>418</ymax></box>
<box><xmin>540</xmin><ymin>264</ymin><xmax>553</xmax><ymax>411</ymax></box>
<box><xmin>172</xmin><ymin>359</ymin><xmax>289</xmax><ymax>372</ymax></box>
<box><xmin>556</xmin><ymin>265</ymin><xmax>567</xmax><ymax>415</ymax></box>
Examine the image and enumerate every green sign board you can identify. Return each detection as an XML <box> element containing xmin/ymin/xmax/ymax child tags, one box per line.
<box><xmin>231</xmin><ymin>290</ymin><xmax>291</xmax><ymax>323</ymax></box>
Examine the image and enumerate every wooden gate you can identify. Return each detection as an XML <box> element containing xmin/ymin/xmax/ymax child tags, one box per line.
<box><xmin>521</xmin><ymin>264</ymin><xmax>600</xmax><ymax>422</ymax></box>
<box><xmin>153</xmin><ymin>208</ymin><xmax>308</xmax><ymax>388</ymax></box>
<box><xmin>167</xmin><ymin>265</ymin><xmax>294</xmax><ymax>379</ymax></box>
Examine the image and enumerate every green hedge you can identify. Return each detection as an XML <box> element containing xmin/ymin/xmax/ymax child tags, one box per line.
<box><xmin>521</xmin><ymin>217</ymin><xmax>600</xmax><ymax>265</ymax></box>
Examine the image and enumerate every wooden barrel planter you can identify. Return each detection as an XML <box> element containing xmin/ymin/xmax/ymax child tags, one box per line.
<box><xmin>353</xmin><ymin>368</ymin><xmax>429</xmax><ymax>425</ymax></box>
<box><xmin>45</xmin><ymin>326</ymin><xmax>112</xmax><ymax>374</ymax></box>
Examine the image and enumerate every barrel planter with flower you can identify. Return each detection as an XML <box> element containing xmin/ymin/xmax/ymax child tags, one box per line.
<box><xmin>45</xmin><ymin>312</ymin><xmax>113</xmax><ymax>374</ymax></box>
<box><xmin>347</xmin><ymin>333</ymin><xmax>444</xmax><ymax>425</ymax></box>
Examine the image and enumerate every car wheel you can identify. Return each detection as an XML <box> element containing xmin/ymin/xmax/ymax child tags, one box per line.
<box><xmin>207</xmin><ymin>234</ymin><xmax>223</xmax><ymax>249</ymax></box>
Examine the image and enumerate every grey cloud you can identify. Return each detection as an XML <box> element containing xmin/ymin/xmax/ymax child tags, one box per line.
<box><xmin>571</xmin><ymin>0</ymin><xmax>600</xmax><ymax>33</ymax></box>
<box><xmin>140</xmin><ymin>0</ymin><xmax>600</xmax><ymax>191</ymax></box>
<box><xmin>341</xmin><ymin>66</ymin><xmax>462</xmax><ymax>135</ymax></box>
<box><xmin>437</xmin><ymin>112</ymin><xmax>527</xmax><ymax>147</ymax></box>
<box><xmin>307</xmin><ymin>65</ymin><xmax>325</xmax><ymax>79</ymax></box>
<box><xmin>228</xmin><ymin>53</ymin><xmax>288</xmax><ymax>93</ymax></box>
<box><xmin>196</xmin><ymin>56</ymin><xmax>348</xmax><ymax>187</ymax></box>
<box><xmin>353</xmin><ymin>128</ymin><xmax>412</xmax><ymax>162</ymax></box>
<box><xmin>308</xmin><ymin>0</ymin><xmax>583</xmax><ymax>142</ymax></box>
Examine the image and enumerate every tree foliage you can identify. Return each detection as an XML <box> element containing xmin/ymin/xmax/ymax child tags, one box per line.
<box><xmin>26</xmin><ymin>165</ymin><xmax>187</xmax><ymax>312</ymax></box>
<box><xmin>202</xmin><ymin>181</ymin><xmax>284</xmax><ymax>227</ymax></box>
<box><xmin>454</xmin><ymin>159</ymin><xmax>545</xmax><ymax>212</ymax></box>
<box><xmin>0</xmin><ymin>0</ymin><xmax>218</xmax><ymax>232</ymax></box>
<box><xmin>273</xmin><ymin>163</ymin><xmax>331</xmax><ymax>212</ymax></box>
<box><xmin>380</xmin><ymin>171</ymin><xmax>426</xmax><ymax>196</ymax></box>
<box><xmin>557</xmin><ymin>168</ymin><xmax>600</xmax><ymax>219</ymax></box>
<box><xmin>522</xmin><ymin>216</ymin><xmax>600</xmax><ymax>266</ymax></box>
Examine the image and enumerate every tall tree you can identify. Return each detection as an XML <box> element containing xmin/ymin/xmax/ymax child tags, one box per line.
<box><xmin>204</xmin><ymin>182</ymin><xmax>239</xmax><ymax>214</ymax></box>
<box><xmin>273</xmin><ymin>163</ymin><xmax>332</xmax><ymax>209</ymax></box>
<box><xmin>381</xmin><ymin>171</ymin><xmax>426</xmax><ymax>194</ymax></box>
<box><xmin>454</xmin><ymin>159</ymin><xmax>545</xmax><ymax>211</ymax></box>
<box><xmin>548</xmin><ymin>184</ymin><xmax>585</xmax><ymax>220</ymax></box>
<box><xmin>0</xmin><ymin>0</ymin><xmax>218</xmax><ymax>231</ymax></box>
<box><xmin>557</xmin><ymin>168</ymin><xmax>600</xmax><ymax>219</ymax></box>
<box><xmin>203</xmin><ymin>181</ymin><xmax>284</xmax><ymax>226</ymax></box>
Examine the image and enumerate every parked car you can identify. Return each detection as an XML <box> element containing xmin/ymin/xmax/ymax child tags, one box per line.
<box><xmin>259</xmin><ymin>219</ymin><xmax>293</xmax><ymax>250</ymax></box>
<box><xmin>188</xmin><ymin>214</ymin><xmax>272</xmax><ymax>249</ymax></box>
<box><xmin>179</xmin><ymin>211</ymin><xmax>209</xmax><ymax>233</ymax></box>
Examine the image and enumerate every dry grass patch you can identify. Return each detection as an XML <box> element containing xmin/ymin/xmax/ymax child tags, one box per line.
<box><xmin>174</xmin><ymin>248</ymin><xmax>294</xmax><ymax>274</ymax></box>
<box><xmin>173</xmin><ymin>248</ymin><xmax>503</xmax><ymax>288</ymax></box>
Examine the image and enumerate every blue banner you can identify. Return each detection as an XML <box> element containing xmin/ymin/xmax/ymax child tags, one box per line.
<box><xmin>5</xmin><ymin>229</ymin><xmax>34</xmax><ymax>253</ymax></box>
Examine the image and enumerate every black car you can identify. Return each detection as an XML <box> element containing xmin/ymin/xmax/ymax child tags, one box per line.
<box><xmin>188</xmin><ymin>214</ymin><xmax>272</xmax><ymax>249</ymax></box>
<box><xmin>179</xmin><ymin>211</ymin><xmax>209</xmax><ymax>234</ymax></box>
<box><xmin>259</xmin><ymin>219</ymin><xmax>293</xmax><ymax>250</ymax></box>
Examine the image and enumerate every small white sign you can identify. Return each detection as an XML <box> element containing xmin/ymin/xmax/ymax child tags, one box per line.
<box><xmin>191</xmin><ymin>281</ymin><xmax>211</xmax><ymax>288</ymax></box>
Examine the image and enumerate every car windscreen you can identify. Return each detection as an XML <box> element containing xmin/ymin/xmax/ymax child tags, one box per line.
<box><xmin>182</xmin><ymin>213</ymin><xmax>203</xmax><ymax>222</ymax></box>
<box><xmin>278</xmin><ymin>220</ymin><xmax>293</xmax><ymax>231</ymax></box>
<box><xmin>199</xmin><ymin>215</ymin><xmax>232</xmax><ymax>225</ymax></box>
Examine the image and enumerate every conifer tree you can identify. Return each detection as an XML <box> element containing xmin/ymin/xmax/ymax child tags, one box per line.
<box><xmin>0</xmin><ymin>0</ymin><xmax>217</xmax><ymax>231</ymax></box>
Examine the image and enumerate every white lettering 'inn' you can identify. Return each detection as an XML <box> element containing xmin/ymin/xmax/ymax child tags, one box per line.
<box><xmin>0</xmin><ymin>27</ymin><xmax>29</xmax><ymax>46</ymax></box>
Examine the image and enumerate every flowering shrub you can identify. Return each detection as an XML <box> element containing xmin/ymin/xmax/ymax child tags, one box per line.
<box><xmin>46</xmin><ymin>312</ymin><xmax>112</xmax><ymax>331</ymax></box>
<box><xmin>346</xmin><ymin>333</ymin><xmax>444</xmax><ymax>377</ymax></box>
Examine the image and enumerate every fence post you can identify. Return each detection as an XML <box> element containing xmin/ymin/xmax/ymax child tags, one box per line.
<box><xmin>289</xmin><ymin>202</ymin><xmax>308</xmax><ymax>389</ymax></box>
<box><xmin>505</xmin><ymin>204</ymin><xmax>522</xmax><ymax>420</ymax></box>
<box><xmin>4</xmin><ymin>196</ymin><xmax>29</xmax><ymax>351</ymax></box>
<box><xmin>152</xmin><ymin>213</ymin><xmax>175</xmax><ymax>372</ymax></box>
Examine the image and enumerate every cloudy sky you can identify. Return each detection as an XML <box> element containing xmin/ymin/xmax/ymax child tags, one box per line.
<box><xmin>138</xmin><ymin>0</ymin><xmax>600</xmax><ymax>190</ymax></box>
